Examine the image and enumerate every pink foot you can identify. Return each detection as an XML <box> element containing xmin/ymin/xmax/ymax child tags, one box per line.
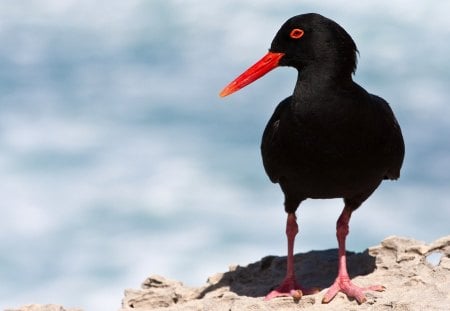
<box><xmin>265</xmin><ymin>213</ymin><xmax>320</xmax><ymax>301</ymax></box>
<box><xmin>322</xmin><ymin>275</ymin><xmax>385</xmax><ymax>304</ymax></box>
<box><xmin>322</xmin><ymin>206</ymin><xmax>386</xmax><ymax>304</ymax></box>
<box><xmin>265</xmin><ymin>276</ymin><xmax>319</xmax><ymax>301</ymax></box>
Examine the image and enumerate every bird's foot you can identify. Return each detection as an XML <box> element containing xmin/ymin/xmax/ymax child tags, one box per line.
<box><xmin>264</xmin><ymin>276</ymin><xmax>320</xmax><ymax>301</ymax></box>
<box><xmin>322</xmin><ymin>276</ymin><xmax>385</xmax><ymax>304</ymax></box>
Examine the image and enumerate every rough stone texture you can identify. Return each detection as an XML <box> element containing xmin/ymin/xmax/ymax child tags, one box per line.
<box><xmin>8</xmin><ymin>236</ymin><xmax>450</xmax><ymax>311</ymax></box>
<box><xmin>120</xmin><ymin>236</ymin><xmax>450</xmax><ymax>311</ymax></box>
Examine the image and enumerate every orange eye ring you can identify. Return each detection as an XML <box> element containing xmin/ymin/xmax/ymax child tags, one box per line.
<box><xmin>290</xmin><ymin>28</ymin><xmax>304</xmax><ymax>39</ymax></box>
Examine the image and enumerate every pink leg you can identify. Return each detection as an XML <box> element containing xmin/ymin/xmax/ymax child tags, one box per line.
<box><xmin>265</xmin><ymin>213</ymin><xmax>319</xmax><ymax>301</ymax></box>
<box><xmin>322</xmin><ymin>207</ymin><xmax>385</xmax><ymax>304</ymax></box>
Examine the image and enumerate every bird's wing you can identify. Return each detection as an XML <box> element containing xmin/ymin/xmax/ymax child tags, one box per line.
<box><xmin>261</xmin><ymin>96</ymin><xmax>292</xmax><ymax>183</ymax></box>
<box><xmin>370</xmin><ymin>94</ymin><xmax>405</xmax><ymax>180</ymax></box>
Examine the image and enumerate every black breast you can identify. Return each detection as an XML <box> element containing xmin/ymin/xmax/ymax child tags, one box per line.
<box><xmin>261</xmin><ymin>84</ymin><xmax>404</xmax><ymax>206</ymax></box>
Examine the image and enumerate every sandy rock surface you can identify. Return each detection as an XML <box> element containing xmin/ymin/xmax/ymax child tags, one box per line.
<box><xmin>8</xmin><ymin>236</ymin><xmax>450</xmax><ymax>311</ymax></box>
<box><xmin>120</xmin><ymin>236</ymin><xmax>450</xmax><ymax>311</ymax></box>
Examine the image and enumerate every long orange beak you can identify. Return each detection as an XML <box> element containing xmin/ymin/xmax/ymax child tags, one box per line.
<box><xmin>219</xmin><ymin>52</ymin><xmax>285</xmax><ymax>97</ymax></box>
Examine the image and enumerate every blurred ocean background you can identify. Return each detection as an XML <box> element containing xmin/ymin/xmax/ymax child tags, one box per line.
<box><xmin>0</xmin><ymin>1</ymin><xmax>449</xmax><ymax>310</ymax></box>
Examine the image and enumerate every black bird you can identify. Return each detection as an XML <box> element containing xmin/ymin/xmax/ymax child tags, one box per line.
<box><xmin>220</xmin><ymin>13</ymin><xmax>404</xmax><ymax>303</ymax></box>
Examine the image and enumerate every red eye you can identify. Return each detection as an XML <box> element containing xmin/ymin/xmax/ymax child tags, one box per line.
<box><xmin>290</xmin><ymin>28</ymin><xmax>304</xmax><ymax>39</ymax></box>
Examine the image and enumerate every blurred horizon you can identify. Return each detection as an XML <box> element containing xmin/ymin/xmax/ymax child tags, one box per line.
<box><xmin>0</xmin><ymin>1</ymin><xmax>449</xmax><ymax>310</ymax></box>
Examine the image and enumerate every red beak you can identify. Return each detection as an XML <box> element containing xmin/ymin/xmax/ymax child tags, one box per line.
<box><xmin>219</xmin><ymin>52</ymin><xmax>285</xmax><ymax>97</ymax></box>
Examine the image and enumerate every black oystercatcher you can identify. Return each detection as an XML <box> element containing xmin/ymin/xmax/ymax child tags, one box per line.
<box><xmin>219</xmin><ymin>13</ymin><xmax>404</xmax><ymax>303</ymax></box>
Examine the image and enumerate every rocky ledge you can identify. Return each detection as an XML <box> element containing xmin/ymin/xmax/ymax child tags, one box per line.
<box><xmin>120</xmin><ymin>236</ymin><xmax>450</xmax><ymax>311</ymax></box>
<box><xmin>9</xmin><ymin>236</ymin><xmax>450</xmax><ymax>311</ymax></box>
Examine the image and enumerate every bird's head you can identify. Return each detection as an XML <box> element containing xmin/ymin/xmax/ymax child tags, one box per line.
<box><xmin>220</xmin><ymin>13</ymin><xmax>358</xmax><ymax>97</ymax></box>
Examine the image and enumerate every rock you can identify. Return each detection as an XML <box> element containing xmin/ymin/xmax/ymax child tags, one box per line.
<box><xmin>8</xmin><ymin>236</ymin><xmax>450</xmax><ymax>311</ymax></box>
<box><xmin>120</xmin><ymin>235</ymin><xmax>450</xmax><ymax>311</ymax></box>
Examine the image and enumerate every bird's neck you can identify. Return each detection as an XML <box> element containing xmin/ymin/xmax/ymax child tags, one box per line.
<box><xmin>292</xmin><ymin>64</ymin><xmax>353</xmax><ymax>102</ymax></box>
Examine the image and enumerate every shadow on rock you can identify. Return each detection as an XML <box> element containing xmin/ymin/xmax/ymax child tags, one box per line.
<box><xmin>198</xmin><ymin>248</ymin><xmax>377</xmax><ymax>299</ymax></box>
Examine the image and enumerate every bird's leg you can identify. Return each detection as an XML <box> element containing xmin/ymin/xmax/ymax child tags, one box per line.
<box><xmin>322</xmin><ymin>206</ymin><xmax>385</xmax><ymax>304</ymax></box>
<box><xmin>265</xmin><ymin>213</ymin><xmax>319</xmax><ymax>301</ymax></box>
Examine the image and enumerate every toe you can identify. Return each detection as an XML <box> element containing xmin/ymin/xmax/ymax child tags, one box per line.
<box><xmin>290</xmin><ymin>289</ymin><xmax>303</xmax><ymax>301</ymax></box>
<box><xmin>322</xmin><ymin>283</ymin><xmax>340</xmax><ymax>304</ymax></box>
<box><xmin>322</xmin><ymin>279</ymin><xmax>384</xmax><ymax>304</ymax></box>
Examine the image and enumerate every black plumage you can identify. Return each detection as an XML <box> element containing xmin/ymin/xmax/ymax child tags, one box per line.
<box><xmin>220</xmin><ymin>13</ymin><xmax>404</xmax><ymax>303</ymax></box>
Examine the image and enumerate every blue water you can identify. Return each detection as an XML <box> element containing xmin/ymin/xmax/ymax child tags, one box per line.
<box><xmin>0</xmin><ymin>1</ymin><xmax>449</xmax><ymax>310</ymax></box>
